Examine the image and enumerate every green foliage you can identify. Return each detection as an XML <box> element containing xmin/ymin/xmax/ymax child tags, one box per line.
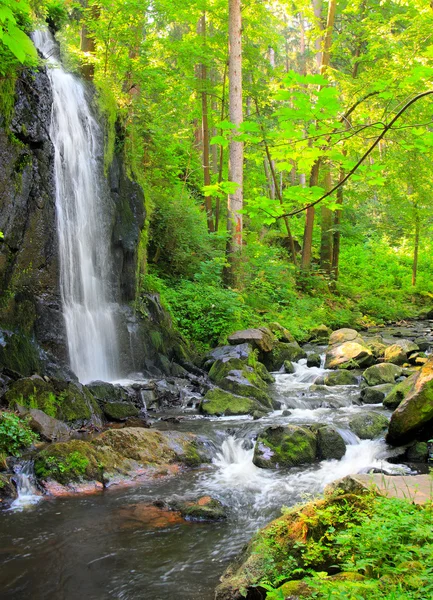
<box><xmin>0</xmin><ymin>412</ymin><xmax>37</xmax><ymax>457</ymax></box>
<box><xmin>34</xmin><ymin>450</ymin><xmax>90</xmax><ymax>483</ymax></box>
<box><xmin>0</xmin><ymin>0</ymin><xmax>37</xmax><ymax>75</ymax></box>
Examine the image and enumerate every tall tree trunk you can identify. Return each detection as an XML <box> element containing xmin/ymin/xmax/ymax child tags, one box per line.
<box><xmin>224</xmin><ymin>0</ymin><xmax>243</xmax><ymax>286</ymax></box>
<box><xmin>320</xmin><ymin>169</ymin><xmax>333</xmax><ymax>274</ymax></box>
<box><xmin>302</xmin><ymin>0</ymin><xmax>336</xmax><ymax>270</ymax></box>
<box><xmin>198</xmin><ymin>13</ymin><xmax>215</xmax><ymax>233</ymax></box>
<box><xmin>80</xmin><ymin>3</ymin><xmax>98</xmax><ymax>80</ymax></box>
<box><xmin>215</xmin><ymin>61</ymin><xmax>228</xmax><ymax>232</ymax></box>
<box><xmin>331</xmin><ymin>166</ymin><xmax>344</xmax><ymax>279</ymax></box>
<box><xmin>412</xmin><ymin>201</ymin><xmax>420</xmax><ymax>287</ymax></box>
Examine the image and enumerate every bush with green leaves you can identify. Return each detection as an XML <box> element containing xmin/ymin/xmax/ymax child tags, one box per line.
<box><xmin>0</xmin><ymin>412</ymin><xmax>37</xmax><ymax>457</ymax></box>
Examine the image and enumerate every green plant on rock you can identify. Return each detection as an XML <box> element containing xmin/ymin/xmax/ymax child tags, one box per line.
<box><xmin>0</xmin><ymin>412</ymin><xmax>37</xmax><ymax>457</ymax></box>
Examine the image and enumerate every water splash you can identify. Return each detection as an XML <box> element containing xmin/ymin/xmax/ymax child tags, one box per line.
<box><xmin>10</xmin><ymin>461</ymin><xmax>42</xmax><ymax>511</ymax></box>
<box><xmin>33</xmin><ymin>30</ymin><xmax>119</xmax><ymax>383</ymax></box>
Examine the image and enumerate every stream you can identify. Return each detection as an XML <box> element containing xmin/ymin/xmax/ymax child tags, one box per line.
<box><xmin>1</xmin><ymin>322</ymin><xmax>430</xmax><ymax>600</ymax></box>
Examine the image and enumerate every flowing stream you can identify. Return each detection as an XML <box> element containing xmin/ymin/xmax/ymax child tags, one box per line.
<box><xmin>0</xmin><ymin>350</ymin><xmax>414</xmax><ymax>600</ymax></box>
<box><xmin>33</xmin><ymin>30</ymin><xmax>119</xmax><ymax>383</ymax></box>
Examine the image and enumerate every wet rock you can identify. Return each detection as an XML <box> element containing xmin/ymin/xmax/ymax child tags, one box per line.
<box><xmin>200</xmin><ymin>388</ymin><xmax>269</xmax><ymax>416</ymax></box>
<box><xmin>325</xmin><ymin>329</ymin><xmax>373</xmax><ymax>370</ymax></box>
<box><xmin>218</xmin><ymin>371</ymin><xmax>273</xmax><ymax>408</ymax></box>
<box><xmin>406</xmin><ymin>442</ymin><xmax>428</xmax><ymax>462</ymax></box>
<box><xmin>264</xmin><ymin>341</ymin><xmax>307</xmax><ymax>372</ymax></box>
<box><xmin>166</xmin><ymin>496</ymin><xmax>227</xmax><ymax>521</ymax></box>
<box><xmin>384</xmin><ymin>339</ymin><xmax>419</xmax><ymax>366</ymax></box>
<box><xmin>4</xmin><ymin>376</ymin><xmax>102</xmax><ymax>426</ymax></box>
<box><xmin>387</xmin><ymin>357</ymin><xmax>433</xmax><ymax>445</ymax></box>
<box><xmin>102</xmin><ymin>401</ymin><xmax>139</xmax><ymax>421</ymax></box>
<box><xmin>308</xmin><ymin>324</ymin><xmax>332</xmax><ymax>344</ymax></box>
<box><xmin>383</xmin><ymin>373</ymin><xmax>417</xmax><ymax>410</ymax></box>
<box><xmin>306</xmin><ymin>353</ymin><xmax>321</xmax><ymax>368</ymax></box>
<box><xmin>253</xmin><ymin>425</ymin><xmax>316</xmax><ymax>469</ymax></box>
<box><xmin>362</xmin><ymin>363</ymin><xmax>403</xmax><ymax>386</ymax></box>
<box><xmin>0</xmin><ymin>473</ymin><xmax>17</xmax><ymax>502</ymax></box>
<box><xmin>202</xmin><ymin>343</ymin><xmax>253</xmax><ymax>370</ymax></box>
<box><xmin>284</xmin><ymin>360</ymin><xmax>295</xmax><ymax>374</ymax></box>
<box><xmin>268</xmin><ymin>322</ymin><xmax>296</xmax><ymax>343</ymax></box>
<box><xmin>314</xmin><ymin>425</ymin><xmax>346</xmax><ymax>460</ymax></box>
<box><xmin>360</xmin><ymin>386</ymin><xmax>387</xmax><ymax>404</ymax></box>
<box><xmin>349</xmin><ymin>411</ymin><xmax>388</xmax><ymax>439</ymax></box>
<box><xmin>86</xmin><ymin>381</ymin><xmax>133</xmax><ymax>403</ymax></box>
<box><xmin>414</xmin><ymin>337</ymin><xmax>430</xmax><ymax>352</ymax></box>
<box><xmin>228</xmin><ymin>327</ymin><xmax>275</xmax><ymax>353</ymax></box>
<box><xmin>365</xmin><ymin>336</ymin><xmax>388</xmax><ymax>359</ymax></box>
<box><xmin>16</xmin><ymin>404</ymin><xmax>71</xmax><ymax>441</ymax></box>
<box><xmin>324</xmin><ymin>371</ymin><xmax>358</xmax><ymax>386</ymax></box>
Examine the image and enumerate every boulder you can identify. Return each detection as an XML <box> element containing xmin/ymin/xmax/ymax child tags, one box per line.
<box><xmin>365</xmin><ymin>336</ymin><xmax>388</xmax><ymax>359</ymax></box>
<box><xmin>165</xmin><ymin>496</ymin><xmax>227</xmax><ymax>521</ymax></box>
<box><xmin>329</xmin><ymin>328</ymin><xmax>360</xmax><ymax>346</ymax></box>
<box><xmin>4</xmin><ymin>376</ymin><xmax>102</xmax><ymax>426</ymax></box>
<box><xmin>387</xmin><ymin>357</ymin><xmax>433</xmax><ymax>445</ymax></box>
<box><xmin>102</xmin><ymin>401</ymin><xmax>139</xmax><ymax>421</ymax></box>
<box><xmin>219</xmin><ymin>371</ymin><xmax>273</xmax><ymax>408</ymax></box>
<box><xmin>349</xmin><ymin>411</ymin><xmax>388</xmax><ymax>439</ymax></box>
<box><xmin>324</xmin><ymin>371</ymin><xmax>358</xmax><ymax>386</ymax></box>
<box><xmin>362</xmin><ymin>363</ymin><xmax>403</xmax><ymax>386</ymax></box>
<box><xmin>200</xmin><ymin>388</ymin><xmax>269</xmax><ymax>416</ymax></box>
<box><xmin>263</xmin><ymin>342</ymin><xmax>307</xmax><ymax>372</ymax></box>
<box><xmin>284</xmin><ymin>360</ymin><xmax>295</xmax><ymax>374</ymax></box>
<box><xmin>314</xmin><ymin>425</ymin><xmax>346</xmax><ymax>460</ymax></box>
<box><xmin>414</xmin><ymin>337</ymin><xmax>430</xmax><ymax>352</ymax></box>
<box><xmin>360</xmin><ymin>386</ymin><xmax>390</xmax><ymax>404</ymax></box>
<box><xmin>227</xmin><ymin>328</ymin><xmax>275</xmax><ymax>353</ymax></box>
<box><xmin>308</xmin><ymin>324</ymin><xmax>332</xmax><ymax>344</ymax></box>
<box><xmin>202</xmin><ymin>343</ymin><xmax>253</xmax><ymax>371</ymax></box>
<box><xmin>306</xmin><ymin>353</ymin><xmax>321</xmax><ymax>368</ymax></box>
<box><xmin>0</xmin><ymin>473</ymin><xmax>17</xmax><ymax>502</ymax></box>
<box><xmin>325</xmin><ymin>341</ymin><xmax>373</xmax><ymax>370</ymax></box>
<box><xmin>406</xmin><ymin>442</ymin><xmax>428</xmax><ymax>462</ymax></box>
<box><xmin>383</xmin><ymin>373</ymin><xmax>417</xmax><ymax>410</ymax></box>
<box><xmin>268</xmin><ymin>322</ymin><xmax>295</xmax><ymax>343</ymax></box>
<box><xmin>384</xmin><ymin>344</ymin><xmax>407</xmax><ymax>365</ymax></box>
<box><xmin>253</xmin><ymin>425</ymin><xmax>316</xmax><ymax>469</ymax></box>
<box><xmin>16</xmin><ymin>404</ymin><xmax>71</xmax><ymax>442</ymax></box>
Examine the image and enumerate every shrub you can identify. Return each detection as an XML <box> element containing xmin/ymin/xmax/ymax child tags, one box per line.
<box><xmin>0</xmin><ymin>412</ymin><xmax>37</xmax><ymax>457</ymax></box>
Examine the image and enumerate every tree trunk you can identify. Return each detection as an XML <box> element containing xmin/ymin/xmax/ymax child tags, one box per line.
<box><xmin>198</xmin><ymin>13</ymin><xmax>215</xmax><ymax>233</ymax></box>
<box><xmin>331</xmin><ymin>166</ymin><xmax>344</xmax><ymax>279</ymax></box>
<box><xmin>215</xmin><ymin>61</ymin><xmax>228</xmax><ymax>232</ymax></box>
<box><xmin>224</xmin><ymin>0</ymin><xmax>243</xmax><ymax>286</ymax></box>
<box><xmin>412</xmin><ymin>203</ymin><xmax>420</xmax><ymax>287</ymax></box>
<box><xmin>301</xmin><ymin>161</ymin><xmax>319</xmax><ymax>269</ymax></box>
<box><xmin>320</xmin><ymin>169</ymin><xmax>333</xmax><ymax>274</ymax></box>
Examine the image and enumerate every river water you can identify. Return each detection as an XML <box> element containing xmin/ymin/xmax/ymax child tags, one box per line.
<box><xmin>2</xmin><ymin>321</ymin><xmax>431</xmax><ymax>600</ymax></box>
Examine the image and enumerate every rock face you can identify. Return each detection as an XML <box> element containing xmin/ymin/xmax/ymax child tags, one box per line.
<box><xmin>325</xmin><ymin>329</ymin><xmax>373</xmax><ymax>370</ymax></box>
<box><xmin>387</xmin><ymin>357</ymin><xmax>433</xmax><ymax>445</ymax></box>
<box><xmin>362</xmin><ymin>363</ymin><xmax>403</xmax><ymax>386</ymax></box>
<box><xmin>349</xmin><ymin>411</ymin><xmax>389</xmax><ymax>439</ymax></box>
<box><xmin>253</xmin><ymin>425</ymin><xmax>317</xmax><ymax>469</ymax></box>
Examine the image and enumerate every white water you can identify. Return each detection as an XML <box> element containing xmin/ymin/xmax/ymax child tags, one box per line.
<box><xmin>33</xmin><ymin>30</ymin><xmax>119</xmax><ymax>383</ymax></box>
<box><xmin>10</xmin><ymin>461</ymin><xmax>42</xmax><ymax>510</ymax></box>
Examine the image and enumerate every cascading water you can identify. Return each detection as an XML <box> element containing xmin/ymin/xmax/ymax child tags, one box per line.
<box><xmin>10</xmin><ymin>461</ymin><xmax>41</xmax><ymax>510</ymax></box>
<box><xmin>33</xmin><ymin>30</ymin><xmax>119</xmax><ymax>383</ymax></box>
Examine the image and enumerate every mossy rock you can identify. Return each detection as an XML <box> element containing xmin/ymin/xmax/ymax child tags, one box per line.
<box><xmin>255</xmin><ymin>361</ymin><xmax>275</xmax><ymax>383</ymax></box>
<box><xmin>406</xmin><ymin>441</ymin><xmax>428</xmax><ymax>462</ymax></box>
<box><xmin>324</xmin><ymin>371</ymin><xmax>358</xmax><ymax>386</ymax></box>
<box><xmin>349</xmin><ymin>411</ymin><xmax>389</xmax><ymax>439</ymax></box>
<box><xmin>314</xmin><ymin>425</ymin><xmax>346</xmax><ymax>460</ymax></box>
<box><xmin>34</xmin><ymin>439</ymin><xmax>105</xmax><ymax>485</ymax></box>
<box><xmin>363</xmin><ymin>363</ymin><xmax>403</xmax><ymax>386</ymax></box>
<box><xmin>387</xmin><ymin>357</ymin><xmax>433</xmax><ymax>445</ymax></box>
<box><xmin>5</xmin><ymin>376</ymin><xmax>102</xmax><ymax>425</ymax></box>
<box><xmin>276</xmin><ymin>580</ymin><xmax>312</xmax><ymax>598</ymax></box>
<box><xmin>284</xmin><ymin>360</ymin><xmax>295</xmax><ymax>374</ymax></box>
<box><xmin>219</xmin><ymin>370</ymin><xmax>273</xmax><ymax>408</ymax></box>
<box><xmin>209</xmin><ymin>357</ymin><xmax>249</xmax><ymax>385</ymax></box>
<box><xmin>307</xmin><ymin>352</ymin><xmax>321</xmax><ymax>368</ymax></box>
<box><xmin>0</xmin><ymin>329</ymin><xmax>40</xmax><ymax>377</ymax></box>
<box><xmin>253</xmin><ymin>425</ymin><xmax>317</xmax><ymax>469</ymax></box>
<box><xmin>200</xmin><ymin>388</ymin><xmax>266</xmax><ymax>416</ymax></box>
<box><xmin>0</xmin><ymin>473</ymin><xmax>17</xmax><ymax>501</ymax></box>
<box><xmin>308</xmin><ymin>324</ymin><xmax>332</xmax><ymax>343</ymax></box>
<box><xmin>268</xmin><ymin>322</ymin><xmax>296</xmax><ymax>343</ymax></box>
<box><xmin>103</xmin><ymin>401</ymin><xmax>139</xmax><ymax>421</ymax></box>
<box><xmin>383</xmin><ymin>374</ymin><xmax>416</xmax><ymax>410</ymax></box>
<box><xmin>325</xmin><ymin>341</ymin><xmax>373</xmax><ymax>370</ymax></box>
<box><xmin>264</xmin><ymin>341</ymin><xmax>307</xmax><ymax>372</ymax></box>
<box><xmin>228</xmin><ymin>327</ymin><xmax>275</xmax><ymax>353</ymax></box>
<box><xmin>170</xmin><ymin>496</ymin><xmax>227</xmax><ymax>521</ymax></box>
<box><xmin>366</xmin><ymin>336</ymin><xmax>388</xmax><ymax>359</ymax></box>
<box><xmin>384</xmin><ymin>344</ymin><xmax>408</xmax><ymax>365</ymax></box>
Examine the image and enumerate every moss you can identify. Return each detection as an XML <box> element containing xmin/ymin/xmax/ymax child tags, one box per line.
<box><xmin>253</xmin><ymin>425</ymin><xmax>317</xmax><ymax>469</ymax></box>
<box><xmin>175</xmin><ymin>497</ymin><xmax>227</xmax><ymax>521</ymax></box>
<box><xmin>277</xmin><ymin>580</ymin><xmax>312</xmax><ymax>598</ymax></box>
<box><xmin>180</xmin><ymin>441</ymin><xmax>203</xmax><ymax>467</ymax></box>
<box><xmin>324</xmin><ymin>371</ymin><xmax>358</xmax><ymax>386</ymax></box>
<box><xmin>103</xmin><ymin>401</ymin><xmax>139</xmax><ymax>421</ymax></box>
<box><xmin>208</xmin><ymin>357</ymin><xmax>247</xmax><ymax>384</ymax></box>
<box><xmin>34</xmin><ymin>440</ymin><xmax>104</xmax><ymax>485</ymax></box>
<box><xmin>201</xmin><ymin>388</ymin><xmax>263</xmax><ymax>416</ymax></box>
<box><xmin>383</xmin><ymin>374</ymin><xmax>416</xmax><ymax>409</ymax></box>
<box><xmin>0</xmin><ymin>76</ymin><xmax>17</xmax><ymax>129</ymax></box>
<box><xmin>264</xmin><ymin>341</ymin><xmax>307</xmax><ymax>371</ymax></box>
<box><xmin>220</xmin><ymin>374</ymin><xmax>273</xmax><ymax>408</ymax></box>
<box><xmin>349</xmin><ymin>412</ymin><xmax>389</xmax><ymax>439</ymax></box>
<box><xmin>0</xmin><ymin>329</ymin><xmax>41</xmax><ymax>376</ymax></box>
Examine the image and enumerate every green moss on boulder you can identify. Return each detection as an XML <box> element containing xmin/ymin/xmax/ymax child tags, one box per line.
<box><xmin>264</xmin><ymin>341</ymin><xmax>307</xmax><ymax>371</ymax></box>
<box><xmin>314</xmin><ymin>425</ymin><xmax>346</xmax><ymax>460</ymax></box>
<box><xmin>383</xmin><ymin>374</ymin><xmax>416</xmax><ymax>410</ymax></box>
<box><xmin>103</xmin><ymin>401</ymin><xmax>139</xmax><ymax>421</ymax></box>
<box><xmin>253</xmin><ymin>425</ymin><xmax>316</xmax><ymax>469</ymax></box>
<box><xmin>324</xmin><ymin>371</ymin><xmax>358</xmax><ymax>386</ymax></box>
<box><xmin>363</xmin><ymin>363</ymin><xmax>402</xmax><ymax>386</ymax></box>
<box><xmin>349</xmin><ymin>411</ymin><xmax>389</xmax><ymax>439</ymax></box>
<box><xmin>200</xmin><ymin>388</ymin><xmax>266</xmax><ymax>416</ymax></box>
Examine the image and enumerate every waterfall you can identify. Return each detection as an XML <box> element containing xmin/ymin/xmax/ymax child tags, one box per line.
<box><xmin>11</xmin><ymin>461</ymin><xmax>42</xmax><ymax>510</ymax></box>
<box><xmin>33</xmin><ymin>30</ymin><xmax>119</xmax><ymax>383</ymax></box>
